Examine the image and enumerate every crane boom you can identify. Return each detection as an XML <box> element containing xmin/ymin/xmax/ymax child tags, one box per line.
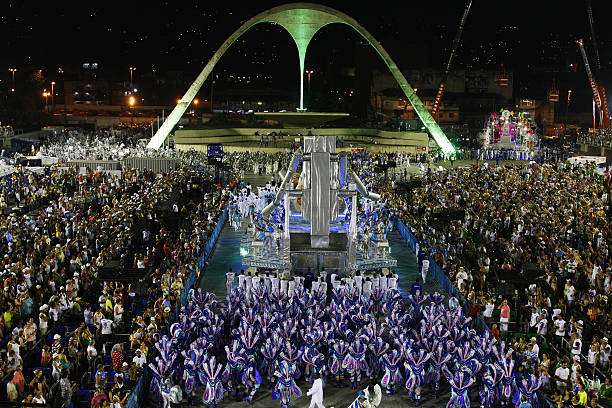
<box><xmin>576</xmin><ymin>39</ymin><xmax>610</xmax><ymax>128</ymax></box>
<box><xmin>431</xmin><ymin>0</ymin><xmax>472</xmax><ymax>121</ymax></box>
<box><xmin>584</xmin><ymin>0</ymin><xmax>601</xmax><ymax>71</ymax></box>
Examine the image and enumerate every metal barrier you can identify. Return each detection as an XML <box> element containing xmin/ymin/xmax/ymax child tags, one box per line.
<box><xmin>65</xmin><ymin>157</ymin><xmax>180</xmax><ymax>173</ymax></box>
<box><xmin>125</xmin><ymin>207</ymin><xmax>227</xmax><ymax>408</ymax></box>
<box><xmin>395</xmin><ymin>219</ymin><xmax>489</xmax><ymax>333</ymax></box>
<box><xmin>122</xmin><ymin>157</ymin><xmax>180</xmax><ymax>173</ymax></box>
<box><xmin>66</xmin><ymin>159</ymin><xmax>120</xmax><ymax>170</ymax></box>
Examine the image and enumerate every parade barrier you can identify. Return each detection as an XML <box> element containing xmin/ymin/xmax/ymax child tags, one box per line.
<box><xmin>65</xmin><ymin>157</ymin><xmax>180</xmax><ymax>173</ymax></box>
<box><xmin>395</xmin><ymin>219</ymin><xmax>490</xmax><ymax>334</ymax></box>
<box><xmin>125</xmin><ymin>206</ymin><xmax>228</xmax><ymax>408</ymax></box>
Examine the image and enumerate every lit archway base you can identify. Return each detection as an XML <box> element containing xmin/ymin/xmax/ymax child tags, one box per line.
<box><xmin>147</xmin><ymin>3</ymin><xmax>454</xmax><ymax>154</ymax></box>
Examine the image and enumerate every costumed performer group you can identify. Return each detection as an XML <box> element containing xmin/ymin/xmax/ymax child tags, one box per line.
<box><xmin>148</xmin><ymin>275</ymin><xmax>542</xmax><ymax>408</ymax></box>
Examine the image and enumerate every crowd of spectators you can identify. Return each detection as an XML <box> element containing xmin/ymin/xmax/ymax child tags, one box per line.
<box><xmin>0</xmin><ymin>147</ymin><xmax>231</xmax><ymax>408</ymax></box>
<box><xmin>376</xmin><ymin>156</ymin><xmax>611</xmax><ymax>407</ymax></box>
<box><xmin>578</xmin><ymin>129</ymin><xmax>612</xmax><ymax>148</ymax></box>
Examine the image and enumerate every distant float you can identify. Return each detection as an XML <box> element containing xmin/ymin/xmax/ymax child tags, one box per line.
<box><xmin>478</xmin><ymin>109</ymin><xmax>539</xmax><ymax>151</ymax></box>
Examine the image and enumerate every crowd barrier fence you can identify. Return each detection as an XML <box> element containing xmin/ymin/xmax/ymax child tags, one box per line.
<box><xmin>125</xmin><ymin>207</ymin><xmax>228</xmax><ymax>408</ymax></box>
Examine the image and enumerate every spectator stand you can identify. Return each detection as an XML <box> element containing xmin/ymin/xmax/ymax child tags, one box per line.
<box><xmin>125</xmin><ymin>207</ymin><xmax>228</xmax><ymax>408</ymax></box>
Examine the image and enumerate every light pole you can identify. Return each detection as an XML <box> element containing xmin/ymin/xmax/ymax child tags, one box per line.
<box><xmin>51</xmin><ymin>81</ymin><xmax>55</xmax><ymax>109</ymax></box>
<box><xmin>129</xmin><ymin>67</ymin><xmax>136</xmax><ymax>90</ymax></box>
<box><xmin>42</xmin><ymin>90</ymin><xmax>50</xmax><ymax>111</ymax></box>
<box><xmin>305</xmin><ymin>70</ymin><xmax>314</xmax><ymax>93</ymax></box>
<box><xmin>8</xmin><ymin>68</ymin><xmax>16</xmax><ymax>91</ymax></box>
<box><xmin>129</xmin><ymin>96</ymin><xmax>135</xmax><ymax>125</ymax></box>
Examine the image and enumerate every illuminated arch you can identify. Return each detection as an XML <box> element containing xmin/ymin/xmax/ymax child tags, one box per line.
<box><xmin>148</xmin><ymin>3</ymin><xmax>454</xmax><ymax>153</ymax></box>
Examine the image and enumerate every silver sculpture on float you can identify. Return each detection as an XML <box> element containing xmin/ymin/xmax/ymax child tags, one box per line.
<box><xmin>242</xmin><ymin>135</ymin><xmax>396</xmax><ymax>276</ymax></box>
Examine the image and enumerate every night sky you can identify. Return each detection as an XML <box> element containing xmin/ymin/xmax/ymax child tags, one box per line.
<box><xmin>3</xmin><ymin>0</ymin><xmax>612</xmax><ymax>75</ymax></box>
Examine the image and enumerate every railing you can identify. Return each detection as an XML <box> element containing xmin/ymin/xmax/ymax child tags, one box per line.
<box><xmin>125</xmin><ymin>206</ymin><xmax>228</xmax><ymax>408</ymax></box>
<box><xmin>578</xmin><ymin>134</ymin><xmax>612</xmax><ymax>148</ymax></box>
<box><xmin>395</xmin><ymin>219</ymin><xmax>490</xmax><ymax>334</ymax></box>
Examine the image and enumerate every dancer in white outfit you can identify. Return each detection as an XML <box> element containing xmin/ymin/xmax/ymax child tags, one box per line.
<box><xmin>421</xmin><ymin>259</ymin><xmax>429</xmax><ymax>284</ymax></box>
<box><xmin>307</xmin><ymin>375</ymin><xmax>326</xmax><ymax>408</ymax></box>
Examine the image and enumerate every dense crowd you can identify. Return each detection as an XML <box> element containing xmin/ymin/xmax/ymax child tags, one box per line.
<box><xmin>0</xmin><ymin>153</ymin><xmax>231</xmax><ymax>407</ymax></box>
<box><xmin>0</xmin><ymin>140</ymin><xmax>610</xmax><ymax>408</ymax></box>
<box><xmin>578</xmin><ymin>129</ymin><xmax>612</xmax><ymax>148</ymax></box>
<box><xmin>378</xmin><ymin>157</ymin><xmax>611</xmax><ymax>407</ymax></box>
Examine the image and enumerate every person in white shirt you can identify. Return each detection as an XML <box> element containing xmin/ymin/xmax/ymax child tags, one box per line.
<box><xmin>530</xmin><ymin>337</ymin><xmax>540</xmax><ymax>360</ymax></box>
<box><xmin>599</xmin><ymin>338</ymin><xmax>610</xmax><ymax>369</ymax></box>
<box><xmin>566</xmin><ymin>284</ymin><xmax>576</xmax><ymax>306</ymax></box>
<box><xmin>114</xmin><ymin>302</ymin><xmax>124</xmax><ymax>324</ymax></box>
<box><xmin>570</xmin><ymin>334</ymin><xmax>582</xmax><ymax>361</ymax></box>
<box><xmin>101</xmin><ymin>316</ymin><xmax>114</xmax><ymax>343</ymax></box>
<box><xmin>387</xmin><ymin>274</ymin><xmax>398</xmax><ymax>291</ymax></box>
<box><xmin>587</xmin><ymin>341</ymin><xmax>599</xmax><ymax>369</ymax></box>
<box><xmin>536</xmin><ymin>313</ymin><xmax>548</xmax><ymax>336</ymax></box>
<box><xmin>133</xmin><ymin>349</ymin><xmax>147</xmax><ymax>368</ymax></box>
<box><xmin>554</xmin><ymin>316</ymin><xmax>566</xmax><ymax>349</ymax></box>
<box><xmin>87</xmin><ymin>341</ymin><xmax>98</xmax><ymax>361</ymax></box>
<box><xmin>354</xmin><ymin>274</ymin><xmax>363</xmax><ymax>296</ymax></box>
<box><xmin>421</xmin><ymin>259</ymin><xmax>430</xmax><ymax>284</ymax></box>
<box><xmin>554</xmin><ymin>361</ymin><xmax>570</xmax><ymax>389</ymax></box>
<box><xmin>529</xmin><ymin>308</ymin><xmax>540</xmax><ymax>328</ymax></box>
<box><xmin>226</xmin><ymin>270</ymin><xmax>235</xmax><ymax>294</ymax></box>
<box><xmin>474</xmin><ymin>297</ymin><xmax>490</xmax><ymax>319</ymax></box>
<box><xmin>49</xmin><ymin>305</ymin><xmax>59</xmax><ymax>322</ymax></box>
<box><xmin>306</xmin><ymin>373</ymin><xmax>325</xmax><ymax>408</ymax></box>
<box><xmin>456</xmin><ymin>267</ymin><xmax>468</xmax><ymax>290</ymax></box>
<box><xmin>362</xmin><ymin>280</ymin><xmax>373</xmax><ymax>298</ymax></box>
<box><xmin>39</xmin><ymin>305</ymin><xmax>49</xmax><ymax>335</ymax></box>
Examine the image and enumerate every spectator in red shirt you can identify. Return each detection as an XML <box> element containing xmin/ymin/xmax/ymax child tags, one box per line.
<box><xmin>111</xmin><ymin>344</ymin><xmax>124</xmax><ymax>371</ymax></box>
<box><xmin>499</xmin><ymin>299</ymin><xmax>510</xmax><ymax>332</ymax></box>
<box><xmin>491</xmin><ymin>323</ymin><xmax>500</xmax><ymax>340</ymax></box>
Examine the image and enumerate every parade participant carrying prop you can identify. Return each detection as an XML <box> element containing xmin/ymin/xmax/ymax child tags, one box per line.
<box><xmin>181</xmin><ymin>348</ymin><xmax>206</xmax><ymax>405</ymax></box>
<box><xmin>261</xmin><ymin>337</ymin><xmax>281</xmax><ymax>386</ymax></box>
<box><xmin>329</xmin><ymin>339</ymin><xmax>350</xmax><ymax>387</ymax></box>
<box><xmin>514</xmin><ymin>374</ymin><xmax>542</xmax><ymax>408</ymax></box>
<box><xmin>403</xmin><ymin>347</ymin><xmax>431</xmax><ymax>405</ymax></box>
<box><xmin>200</xmin><ymin>357</ymin><xmax>226</xmax><ymax>408</ymax></box>
<box><xmin>380</xmin><ymin>349</ymin><xmax>404</xmax><ymax>395</ymax></box>
<box><xmin>367</xmin><ymin>337</ymin><xmax>389</xmax><ymax>383</ymax></box>
<box><xmin>224</xmin><ymin>341</ymin><xmax>247</xmax><ymax>398</ymax></box>
<box><xmin>493</xmin><ymin>341</ymin><xmax>517</xmax><ymax>405</ymax></box>
<box><xmin>241</xmin><ymin>355</ymin><xmax>263</xmax><ymax>403</ymax></box>
<box><xmin>479</xmin><ymin>364</ymin><xmax>504</xmax><ymax>408</ymax></box>
<box><xmin>426</xmin><ymin>341</ymin><xmax>453</xmax><ymax>398</ymax></box>
<box><xmin>442</xmin><ymin>367</ymin><xmax>475</xmax><ymax>408</ymax></box>
<box><xmin>272</xmin><ymin>360</ymin><xmax>303</xmax><ymax>408</ymax></box>
<box><xmin>148</xmin><ymin>336</ymin><xmax>178</xmax><ymax>407</ymax></box>
<box><xmin>344</xmin><ymin>338</ymin><xmax>369</xmax><ymax>389</ymax></box>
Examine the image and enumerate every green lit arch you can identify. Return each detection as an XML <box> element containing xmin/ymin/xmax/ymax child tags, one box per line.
<box><xmin>148</xmin><ymin>3</ymin><xmax>454</xmax><ymax>153</ymax></box>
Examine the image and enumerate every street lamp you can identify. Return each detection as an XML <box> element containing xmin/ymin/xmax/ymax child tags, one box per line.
<box><xmin>305</xmin><ymin>70</ymin><xmax>314</xmax><ymax>93</ymax></box>
<box><xmin>42</xmin><ymin>90</ymin><xmax>50</xmax><ymax>111</ymax></box>
<box><xmin>129</xmin><ymin>67</ymin><xmax>136</xmax><ymax>90</ymax></box>
<box><xmin>8</xmin><ymin>68</ymin><xmax>16</xmax><ymax>90</ymax></box>
<box><xmin>129</xmin><ymin>96</ymin><xmax>135</xmax><ymax>124</ymax></box>
<box><xmin>51</xmin><ymin>81</ymin><xmax>56</xmax><ymax>108</ymax></box>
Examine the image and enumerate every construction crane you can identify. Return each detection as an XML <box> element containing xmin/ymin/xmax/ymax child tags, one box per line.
<box><xmin>576</xmin><ymin>39</ymin><xmax>610</xmax><ymax>129</ymax></box>
<box><xmin>431</xmin><ymin>0</ymin><xmax>472</xmax><ymax>121</ymax></box>
<box><xmin>584</xmin><ymin>0</ymin><xmax>601</xmax><ymax>71</ymax></box>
